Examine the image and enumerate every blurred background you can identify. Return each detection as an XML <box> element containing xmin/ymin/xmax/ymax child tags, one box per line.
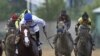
<box><xmin>0</xmin><ymin>0</ymin><xmax>100</xmax><ymax>56</ymax></box>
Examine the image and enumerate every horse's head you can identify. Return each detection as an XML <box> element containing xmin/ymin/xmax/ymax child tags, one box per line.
<box><xmin>78</xmin><ymin>24</ymin><xmax>90</xmax><ymax>43</ymax></box>
<box><xmin>8</xmin><ymin>27</ymin><xmax>16</xmax><ymax>34</ymax></box>
<box><xmin>20</xmin><ymin>24</ymin><xmax>31</xmax><ymax>47</ymax></box>
<box><xmin>57</xmin><ymin>21</ymin><xmax>66</xmax><ymax>36</ymax></box>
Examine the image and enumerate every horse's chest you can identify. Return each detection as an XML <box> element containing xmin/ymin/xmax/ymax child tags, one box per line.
<box><xmin>57</xmin><ymin>38</ymin><xmax>68</xmax><ymax>48</ymax></box>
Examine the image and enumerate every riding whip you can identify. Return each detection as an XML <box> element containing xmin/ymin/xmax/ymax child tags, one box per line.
<box><xmin>44</xmin><ymin>31</ymin><xmax>54</xmax><ymax>49</ymax></box>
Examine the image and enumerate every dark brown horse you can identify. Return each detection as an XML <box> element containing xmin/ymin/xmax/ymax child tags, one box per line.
<box><xmin>17</xmin><ymin>25</ymin><xmax>39</xmax><ymax>56</ymax></box>
<box><xmin>5</xmin><ymin>27</ymin><xmax>16</xmax><ymax>56</ymax></box>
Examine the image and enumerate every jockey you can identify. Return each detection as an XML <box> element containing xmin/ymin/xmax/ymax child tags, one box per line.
<box><xmin>15</xmin><ymin>13</ymin><xmax>46</xmax><ymax>48</ymax></box>
<box><xmin>5</xmin><ymin>13</ymin><xmax>19</xmax><ymax>45</ymax></box>
<box><xmin>15</xmin><ymin>9</ymin><xmax>31</xmax><ymax>29</ymax></box>
<box><xmin>20</xmin><ymin>13</ymin><xmax>47</xmax><ymax>46</ymax></box>
<box><xmin>57</xmin><ymin>10</ymin><xmax>71</xmax><ymax>30</ymax></box>
<box><xmin>74</xmin><ymin>12</ymin><xmax>94</xmax><ymax>47</ymax></box>
<box><xmin>15</xmin><ymin>13</ymin><xmax>47</xmax><ymax>54</ymax></box>
<box><xmin>53</xmin><ymin>21</ymin><xmax>73</xmax><ymax>44</ymax></box>
<box><xmin>7</xmin><ymin>13</ymin><xmax>19</xmax><ymax>29</ymax></box>
<box><xmin>53</xmin><ymin>10</ymin><xmax>73</xmax><ymax>44</ymax></box>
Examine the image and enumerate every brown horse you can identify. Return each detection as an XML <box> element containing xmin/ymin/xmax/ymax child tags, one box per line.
<box><xmin>17</xmin><ymin>25</ymin><xmax>39</xmax><ymax>56</ymax></box>
<box><xmin>5</xmin><ymin>27</ymin><xmax>16</xmax><ymax>56</ymax></box>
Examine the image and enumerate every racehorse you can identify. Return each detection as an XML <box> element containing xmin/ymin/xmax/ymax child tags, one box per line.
<box><xmin>17</xmin><ymin>24</ymin><xmax>39</xmax><ymax>56</ymax></box>
<box><xmin>5</xmin><ymin>27</ymin><xmax>16</xmax><ymax>56</ymax></box>
<box><xmin>54</xmin><ymin>21</ymin><xmax>73</xmax><ymax>56</ymax></box>
<box><xmin>76</xmin><ymin>24</ymin><xmax>93</xmax><ymax>56</ymax></box>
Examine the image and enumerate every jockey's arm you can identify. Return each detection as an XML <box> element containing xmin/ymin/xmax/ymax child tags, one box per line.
<box><xmin>32</xmin><ymin>15</ymin><xmax>47</xmax><ymax>37</ymax></box>
<box><xmin>32</xmin><ymin>15</ymin><xmax>46</xmax><ymax>27</ymax></box>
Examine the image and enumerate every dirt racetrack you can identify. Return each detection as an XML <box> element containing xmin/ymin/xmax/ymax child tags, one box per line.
<box><xmin>2</xmin><ymin>46</ymin><xmax>100</xmax><ymax>56</ymax></box>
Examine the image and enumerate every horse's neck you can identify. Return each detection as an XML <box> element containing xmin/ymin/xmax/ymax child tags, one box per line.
<box><xmin>79</xmin><ymin>30</ymin><xmax>90</xmax><ymax>36</ymax></box>
<box><xmin>58</xmin><ymin>32</ymin><xmax>70</xmax><ymax>48</ymax></box>
<box><xmin>59</xmin><ymin>32</ymin><xmax>68</xmax><ymax>42</ymax></box>
<box><xmin>79</xmin><ymin>32</ymin><xmax>90</xmax><ymax>42</ymax></box>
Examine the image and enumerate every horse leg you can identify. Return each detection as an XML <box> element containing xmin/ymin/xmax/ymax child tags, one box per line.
<box><xmin>31</xmin><ymin>39</ymin><xmax>39</xmax><ymax>56</ymax></box>
<box><xmin>5</xmin><ymin>50</ymin><xmax>10</xmax><ymax>56</ymax></box>
<box><xmin>32</xmin><ymin>46</ymin><xmax>39</xmax><ymax>56</ymax></box>
<box><xmin>77</xmin><ymin>52</ymin><xmax>85</xmax><ymax>56</ymax></box>
<box><xmin>55</xmin><ymin>49</ymin><xmax>59</xmax><ymax>56</ymax></box>
<box><xmin>55</xmin><ymin>50</ymin><xmax>62</xmax><ymax>56</ymax></box>
<box><xmin>0</xmin><ymin>49</ymin><xmax>2</xmax><ymax>56</ymax></box>
<box><xmin>74</xmin><ymin>48</ymin><xmax>77</xmax><ymax>56</ymax></box>
<box><xmin>39</xmin><ymin>49</ymin><xmax>42</xmax><ymax>56</ymax></box>
<box><xmin>89</xmin><ymin>47</ymin><xmax>92</xmax><ymax>56</ymax></box>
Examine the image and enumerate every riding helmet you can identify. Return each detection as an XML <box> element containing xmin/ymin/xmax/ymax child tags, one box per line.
<box><xmin>82</xmin><ymin>12</ymin><xmax>89</xmax><ymax>20</ymax></box>
<box><xmin>24</xmin><ymin>13</ymin><xmax>32</xmax><ymax>22</ymax></box>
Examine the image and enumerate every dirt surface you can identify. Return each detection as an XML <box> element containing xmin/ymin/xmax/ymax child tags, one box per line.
<box><xmin>2</xmin><ymin>46</ymin><xmax>100</xmax><ymax>56</ymax></box>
